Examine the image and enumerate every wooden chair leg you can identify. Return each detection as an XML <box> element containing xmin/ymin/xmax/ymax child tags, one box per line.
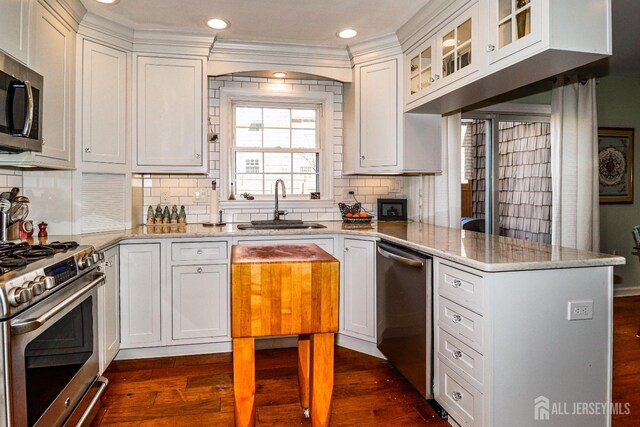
<box><xmin>310</xmin><ymin>333</ymin><xmax>334</xmax><ymax>427</ymax></box>
<box><xmin>298</xmin><ymin>334</ymin><xmax>311</xmax><ymax>411</ymax></box>
<box><xmin>233</xmin><ymin>337</ymin><xmax>256</xmax><ymax>427</ymax></box>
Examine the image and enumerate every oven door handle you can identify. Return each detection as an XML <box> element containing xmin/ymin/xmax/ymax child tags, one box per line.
<box><xmin>11</xmin><ymin>274</ymin><xmax>105</xmax><ymax>336</ymax></box>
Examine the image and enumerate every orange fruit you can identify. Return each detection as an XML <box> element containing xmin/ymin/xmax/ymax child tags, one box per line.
<box><xmin>360</xmin><ymin>212</ymin><xmax>369</xmax><ymax>218</ymax></box>
<box><xmin>345</xmin><ymin>213</ymin><xmax>354</xmax><ymax>218</ymax></box>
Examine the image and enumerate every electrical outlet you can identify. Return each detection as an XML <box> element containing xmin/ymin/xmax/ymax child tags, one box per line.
<box><xmin>389</xmin><ymin>179</ymin><xmax>401</xmax><ymax>193</ymax></box>
<box><xmin>194</xmin><ymin>189</ymin><xmax>206</xmax><ymax>202</ymax></box>
<box><xmin>568</xmin><ymin>300</ymin><xmax>593</xmax><ymax>321</ymax></box>
<box><xmin>342</xmin><ymin>188</ymin><xmax>356</xmax><ymax>200</ymax></box>
<box><xmin>161</xmin><ymin>190</ymin><xmax>170</xmax><ymax>204</ymax></box>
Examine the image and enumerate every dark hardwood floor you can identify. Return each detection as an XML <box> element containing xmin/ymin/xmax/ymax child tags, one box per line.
<box><xmin>93</xmin><ymin>296</ymin><xmax>640</xmax><ymax>426</ymax></box>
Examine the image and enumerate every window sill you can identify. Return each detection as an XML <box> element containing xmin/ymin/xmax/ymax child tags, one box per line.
<box><xmin>220</xmin><ymin>199</ymin><xmax>335</xmax><ymax>210</ymax></box>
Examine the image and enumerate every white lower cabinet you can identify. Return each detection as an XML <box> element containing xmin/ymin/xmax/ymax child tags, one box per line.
<box><xmin>98</xmin><ymin>246</ymin><xmax>120</xmax><ymax>373</ymax></box>
<box><xmin>341</xmin><ymin>238</ymin><xmax>376</xmax><ymax>341</ymax></box>
<box><xmin>171</xmin><ymin>264</ymin><xmax>228</xmax><ymax>341</ymax></box>
<box><xmin>120</xmin><ymin>243</ymin><xmax>162</xmax><ymax>348</ymax></box>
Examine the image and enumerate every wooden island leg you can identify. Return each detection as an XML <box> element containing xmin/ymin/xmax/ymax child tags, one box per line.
<box><xmin>233</xmin><ymin>337</ymin><xmax>256</xmax><ymax>427</ymax></box>
<box><xmin>310</xmin><ymin>333</ymin><xmax>334</xmax><ymax>427</ymax></box>
<box><xmin>298</xmin><ymin>334</ymin><xmax>311</xmax><ymax>413</ymax></box>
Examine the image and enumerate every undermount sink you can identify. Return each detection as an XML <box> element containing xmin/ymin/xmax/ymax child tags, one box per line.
<box><xmin>237</xmin><ymin>221</ymin><xmax>327</xmax><ymax>230</ymax></box>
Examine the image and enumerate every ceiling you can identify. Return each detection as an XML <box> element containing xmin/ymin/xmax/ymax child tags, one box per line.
<box><xmin>80</xmin><ymin>0</ymin><xmax>432</xmax><ymax>47</ymax></box>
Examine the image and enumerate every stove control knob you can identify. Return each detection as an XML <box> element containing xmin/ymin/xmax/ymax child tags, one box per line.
<box><xmin>91</xmin><ymin>253</ymin><xmax>100</xmax><ymax>264</ymax></box>
<box><xmin>78</xmin><ymin>257</ymin><xmax>94</xmax><ymax>270</ymax></box>
<box><xmin>33</xmin><ymin>275</ymin><xmax>56</xmax><ymax>291</ymax></box>
<box><xmin>98</xmin><ymin>252</ymin><xmax>105</xmax><ymax>261</ymax></box>
<box><xmin>8</xmin><ymin>286</ymin><xmax>33</xmax><ymax>306</ymax></box>
<box><xmin>28</xmin><ymin>280</ymin><xmax>45</xmax><ymax>296</ymax></box>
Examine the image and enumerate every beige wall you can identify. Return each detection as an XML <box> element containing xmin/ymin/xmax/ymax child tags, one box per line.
<box><xmin>597</xmin><ymin>75</ymin><xmax>640</xmax><ymax>292</ymax></box>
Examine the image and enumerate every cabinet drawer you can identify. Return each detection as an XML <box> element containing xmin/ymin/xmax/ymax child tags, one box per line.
<box><xmin>438</xmin><ymin>329</ymin><xmax>484</xmax><ymax>391</ymax></box>
<box><xmin>437</xmin><ymin>360</ymin><xmax>484</xmax><ymax>427</ymax></box>
<box><xmin>171</xmin><ymin>241</ymin><xmax>228</xmax><ymax>262</ymax></box>
<box><xmin>236</xmin><ymin>238</ymin><xmax>334</xmax><ymax>255</ymax></box>
<box><xmin>437</xmin><ymin>263</ymin><xmax>484</xmax><ymax>315</ymax></box>
<box><xmin>438</xmin><ymin>297</ymin><xmax>484</xmax><ymax>353</ymax></box>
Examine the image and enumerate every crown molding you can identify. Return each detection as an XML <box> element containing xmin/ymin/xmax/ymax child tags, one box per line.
<box><xmin>209</xmin><ymin>39</ymin><xmax>353</xmax><ymax>82</ymax></box>
<box><xmin>133</xmin><ymin>30</ymin><xmax>214</xmax><ymax>57</ymax></box>
<box><xmin>347</xmin><ymin>33</ymin><xmax>402</xmax><ymax>65</ymax></box>
<box><xmin>41</xmin><ymin>0</ymin><xmax>87</xmax><ymax>31</ymax></box>
<box><xmin>396</xmin><ymin>0</ymin><xmax>469</xmax><ymax>53</ymax></box>
<box><xmin>79</xmin><ymin>13</ymin><xmax>134</xmax><ymax>51</ymax></box>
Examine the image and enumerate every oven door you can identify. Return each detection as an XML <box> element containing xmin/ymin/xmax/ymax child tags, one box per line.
<box><xmin>8</xmin><ymin>272</ymin><xmax>104</xmax><ymax>427</ymax></box>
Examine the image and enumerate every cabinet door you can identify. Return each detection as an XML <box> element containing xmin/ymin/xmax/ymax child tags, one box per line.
<box><xmin>0</xmin><ymin>0</ymin><xmax>30</xmax><ymax>63</ymax></box>
<box><xmin>136</xmin><ymin>56</ymin><xmax>204</xmax><ymax>169</ymax></box>
<box><xmin>30</xmin><ymin>0</ymin><xmax>74</xmax><ymax>164</ymax></box>
<box><xmin>405</xmin><ymin>36</ymin><xmax>437</xmax><ymax>105</ymax></box>
<box><xmin>359</xmin><ymin>59</ymin><xmax>398</xmax><ymax>169</ymax></box>
<box><xmin>436</xmin><ymin>3</ymin><xmax>478</xmax><ymax>88</ymax></box>
<box><xmin>342</xmin><ymin>238</ymin><xmax>376</xmax><ymax>341</ymax></box>
<box><xmin>120</xmin><ymin>244</ymin><xmax>161</xmax><ymax>348</ymax></box>
<box><xmin>99</xmin><ymin>246</ymin><xmax>120</xmax><ymax>373</ymax></box>
<box><xmin>82</xmin><ymin>40</ymin><xmax>127</xmax><ymax>164</ymax></box>
<box><xmin>171</xmin><ymin>264</ymin><xmax>228</xmax><ymax>341</ymax></box>
<box><xmin>487</xmin><ymin>0</ymin><xmax>542</xmax><ymax>66</ymax></box>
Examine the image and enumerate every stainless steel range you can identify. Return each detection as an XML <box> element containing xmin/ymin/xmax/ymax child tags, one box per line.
<box><xmin>0</xmin><ymin>241</ymin><xmax>108</xmax><ymax>427</ymax></box>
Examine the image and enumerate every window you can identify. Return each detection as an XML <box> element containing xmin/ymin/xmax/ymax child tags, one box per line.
<box><xmin>220</xmin><ymin>88</ymin><xmax>334</xmax><ymax>203</ymax></box>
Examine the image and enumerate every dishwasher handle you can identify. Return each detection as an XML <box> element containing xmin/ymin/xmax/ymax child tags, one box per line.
<box><xmin>377</xmin><ymin>244</ymin><xmax>424</xmax><ymax>269</ymax></box>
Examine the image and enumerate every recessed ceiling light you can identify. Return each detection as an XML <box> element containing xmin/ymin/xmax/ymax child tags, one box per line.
<box><xmin>273</xmin><ymin>72</ymin><xmax>287</xmax><ymax>79</ymax></box>
<box><xmin>337</xmin><ymin>28</ymin><xmax>358</xmax><ymax>39</ymax></box>
<box><xmin>207</xmin><ymin>18</ymin><xmax>229</xmax><ymax>30</ymax></box>
<box><xmin>95</xmin><ymin>0</ymin><xmax>119</xmax><ymax>4</ymax></box>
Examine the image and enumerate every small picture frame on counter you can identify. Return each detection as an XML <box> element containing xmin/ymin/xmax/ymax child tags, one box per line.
<box><xmin>377</xmin><ymin>198</ymin><xmax>407</xmax><ymax>221</ymax></box>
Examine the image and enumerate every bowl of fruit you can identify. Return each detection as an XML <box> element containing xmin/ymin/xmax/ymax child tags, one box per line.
<box><xmin>338</xmin><ymin>202</ymin><xmax>374</xmax><ymax>224</ymax></box>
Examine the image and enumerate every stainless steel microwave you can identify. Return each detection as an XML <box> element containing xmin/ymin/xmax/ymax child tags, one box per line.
<box><xmin>0</xmin><ymin>51</ymin><xmax>43</xmax><ymax>152</ymax></box>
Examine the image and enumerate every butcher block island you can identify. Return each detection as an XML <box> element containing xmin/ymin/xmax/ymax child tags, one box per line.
<box><xmin>231</xmin><ymin>244</ymin><xmax>340</xmax><ymax>427</ymax></box>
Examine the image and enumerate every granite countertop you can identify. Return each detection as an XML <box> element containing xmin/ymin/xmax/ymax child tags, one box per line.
<box><xmin>44</xmin><ymin>221</ymin><xmax>625</xmax><ymax>273</ymax></box>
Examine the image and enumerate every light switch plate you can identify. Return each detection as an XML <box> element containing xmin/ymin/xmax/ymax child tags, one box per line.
<box><xmin>567</xmin><ymin>300</ymin><xmax>593</xmax><ymax>321</ymax></box>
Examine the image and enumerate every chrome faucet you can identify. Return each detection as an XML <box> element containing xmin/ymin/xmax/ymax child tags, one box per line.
<box><xmin>274</xmin><ymin>179</ymin><xmax>287</xmax><ymax>221</ymax></box>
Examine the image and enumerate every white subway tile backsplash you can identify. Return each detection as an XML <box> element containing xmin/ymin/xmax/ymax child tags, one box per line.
<box><xmin>140</xmin><ymin>75</ymin><xmax>404</xmax><ymax>224</ymax></box>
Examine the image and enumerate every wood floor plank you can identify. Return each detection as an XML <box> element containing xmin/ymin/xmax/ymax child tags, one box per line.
<box><xmin>94</xmin><ymin>296</ymin><xmax>640</xmax><ymax>426</ymax></box>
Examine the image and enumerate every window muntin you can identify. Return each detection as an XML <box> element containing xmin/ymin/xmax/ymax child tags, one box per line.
<box><xmin>233</xmin><ymin>104</ymin><xmax>320</xmax><ymax>197</ymax></box>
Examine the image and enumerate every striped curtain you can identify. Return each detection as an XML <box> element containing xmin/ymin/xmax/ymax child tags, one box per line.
<box><xmin>550</xmin><ymin>75</ymin><xmax>600</xmax><ymax>251</ymax></box>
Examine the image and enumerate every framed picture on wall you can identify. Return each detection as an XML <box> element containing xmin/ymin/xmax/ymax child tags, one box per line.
<box><xmin>598</xmin><ymin>127</ymin><xmax>634</xmax><ymax>204</ymax></box>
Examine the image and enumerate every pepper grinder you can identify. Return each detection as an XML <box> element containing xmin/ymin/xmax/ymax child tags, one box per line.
<box><xmin>38</xmin><ymin>222</ymin><xmax>48</xmax><ymax>244</ymax></box>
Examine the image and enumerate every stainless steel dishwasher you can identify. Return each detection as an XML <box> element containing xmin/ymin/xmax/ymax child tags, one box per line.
<box><xmin>376</xmin><ymin>241</ymin><xmax>433</xmax><ymax>399</ymax></box>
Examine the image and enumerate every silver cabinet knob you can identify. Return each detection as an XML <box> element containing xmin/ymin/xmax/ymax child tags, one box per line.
<box><xmin>434</xmin><ymin>74</ymin><xmax>440</xmax><ymax>80</ymax></box>
<box><xmin>84</xmin><ymin>147</ymin><xmax>91</xmax><ymax>153</ymax></box>
<box><xmin>452</xmin><ymin>314</ymin><xmax>463</xmax><ymax>323</ymax></box>
<box><xmin>452</xmin><ymin>350</ymin><xmax>463</xmax><ymax>359</ymax></box>
<box><xmin>344</xmin><ymin>247</ymin><xmax>349</xmax><ymax>252</ymax></box>
<box><xmin>486</xmin><ymin>44</ymin><xmax>496</xmax><ymax>52</ymax></box>
<box><xmin>452</xmin><ymin>279</ymin><xmax>462</xmax><ymax>288</ymax></box>
<box><xmin>105</xmin><ymin>261</ymin><xmax>113</xmax><ymax>267</ymax></box>
<box><xmin>452</xmin><ymin>391</ymin><xmax>463</xmax><ymax>401</ymax></box>
<box><xmin>196</xmin><ymin>267</ymin><xmax>203</xmax><ymax>273</ymax></box>
<box><xmin>196</xmin><ymin>153</ymin><xmax>201</xmax><ymax>159</ymax></box>
<box><xmin>196</xmin><ymin>249</ymin><xmax>203</xmax><ymax>255</ymax></box>
<box><xmin>41</xmin><ymin>138</ymin><xmax>46</xmax><ymax>146</ymax></box>
<box><xmin>361</xmin><ymin>155</ymin><xmax>365</xmax><ymax>160</ymax></box>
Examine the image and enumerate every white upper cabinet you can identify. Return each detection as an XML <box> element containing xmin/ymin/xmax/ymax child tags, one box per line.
<box><xmin>0</xmin><ymin>0</ymin><xmax>31</xmax><ymax>64</ymax></box>
<box><xmin>135</xmin><ymin>55</ymin><xmax>207</xmax><ymax>172</ymax></box>
<box><xmin>486</xmin><ymin>0</ymin><xmax>542</xmax><ymax>65</ymax></box>
<box><xmin>401</xmin><ymin>0</ymin><xmax>611</xmax><ymax>113</ymax></box>
<box><xmin>29</xmin><ymin>0</ymin><xmax>75</xmax><ymax>166</ymax></box>
<box><xmin>359</xmin><ymin>59</ymin><xmax>399</xmax><ymax>169</ymax></box>
<box><xmin>344</xmin><ymin>47</ymin><xmax>442</xmax><ymax>175</ymax></box>
<box><xmin>81</xmin><ymin>40</ymin><xmax>127</xmax><ymax>164</ymax></box>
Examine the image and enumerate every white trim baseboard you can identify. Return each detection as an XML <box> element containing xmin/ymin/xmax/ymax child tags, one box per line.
<box><xmin>614</xmin><ymin>286</ymin><xmax>640</xmax><ymax>297</ymax></box>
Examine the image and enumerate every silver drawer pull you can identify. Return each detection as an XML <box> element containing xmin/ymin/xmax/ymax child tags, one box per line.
<box><xmin>452</xmin><ymin>314</ymin><xmax>463</xmax><ymax>323</ymax></box>
<box><xmin>452</xmin><ymin>279</ymin><xmax>462</xmax><ymax>288</ymax></box>
<box><xmin>452</xmin><ymin>391</ymin><xmax>463</xmax><ymax>401</ymax></box>
<box><xmin>196</xmin><ymin>267</ymin><xmax>203</xmax><ymax>273</ymax></box>
<box><xmin>196</xmin><ymin>249</ymin><xmax>203</xmax><ymax>255</ymax></box>
<box><xmin>105</xmin><ymin>261</ymin><xmax>113</xmax><ymax>267</ymax></box>
<box><xmin>452</xmin><ymin>350</ymin><xmax>463</xmax><ymax>359</ymax></box>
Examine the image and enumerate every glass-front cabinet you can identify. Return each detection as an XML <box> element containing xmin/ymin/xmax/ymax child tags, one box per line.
<box><xmin>404</xmin><ymin>3</ymin><xmax>478</xmax><ymax>107</ymax></box>
<box><xmin>487</xmin><ymin>0</ymin><xmax>542</xmax><ymax>65</ymax></box>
